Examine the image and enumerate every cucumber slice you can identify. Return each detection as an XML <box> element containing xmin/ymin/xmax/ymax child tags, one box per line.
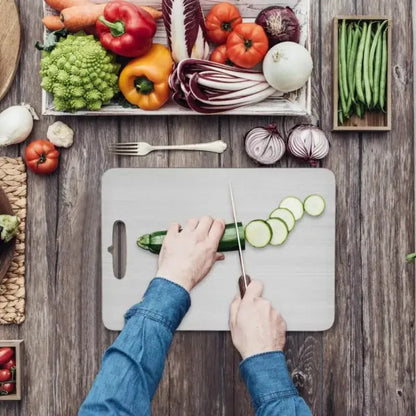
<box><xmin>279</xmin><ymin>196</ymin><xmax>304</xmax><ymax>221</ymax></box>
<box><xmin>245</xmin><ymin>220</ymin><xmax>272</xmax><ymax>248</ymax></box>
<box><xmin>304</xmin><ymin>194</ymin><xmax>326</xmax><ymax>217</ymax></box>
<box><xmin>269</xmin><ymin>207</ymin><xmax>296</xmax><ymax>232</ymax></box>
<box><xmin>266</xmin><ymin>218</ymin><xmax>289</xmax><ymax>246</ymax></box>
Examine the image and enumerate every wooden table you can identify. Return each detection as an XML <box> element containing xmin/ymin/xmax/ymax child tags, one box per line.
<box><xmin>0</xmin><ymin>0</ymin><xmax>414</xmax><ymax>414</ymax></box>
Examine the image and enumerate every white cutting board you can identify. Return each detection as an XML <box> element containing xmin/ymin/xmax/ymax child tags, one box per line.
<box><xmin>102</xmin><ymin>168</ymin><xmax>336</xmax><ymax>331</ymax></box>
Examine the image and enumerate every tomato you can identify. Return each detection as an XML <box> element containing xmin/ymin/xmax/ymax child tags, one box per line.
<box><xmin>205</xmin><ymin>2</ymin><xmax>242</xmax><ymax>44</ymax></box>
<box><xmin>210</xmin><ymin>44</ymin><xmax>234</xmax><ymax>66</ymax></box>
<box><xmin>226</xmin><ymin>23</ymin><xmax>269</xmax><ymax>68</ymax></box>
<box><xmin>0</xmin><ymin>369</ymin><xmax>11</xmax><ymax>382</ymax></box>
<box><xmin>1</xmin><ymin>358</ymin><xmax>16</xmax><ymax>370</ymax></box>
<box><xmin>25</xmin><ymin>139</ymin><xmax>60</xmax><ymax>175</ymax></box>
<box><xmin>0</xmin><ymin>348</ymin><xmax>13</xmax><ymax>366</ymax></box>
<box><xmin>1</xmin><ymin>382</ymin><xmax>14</xmax><ymax>394</ymax></box>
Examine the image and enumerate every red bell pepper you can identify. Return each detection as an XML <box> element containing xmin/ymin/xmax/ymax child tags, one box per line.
<box><xmin>96</xmin><ymin>1</ymin><xmax>156</xmax><ymax>58</ymax></box>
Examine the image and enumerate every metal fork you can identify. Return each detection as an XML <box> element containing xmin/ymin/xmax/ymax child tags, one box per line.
<box><xmin>108</xmin><ymin>140</ymin><xmax>228</xmax><ymax>156</ymax></box>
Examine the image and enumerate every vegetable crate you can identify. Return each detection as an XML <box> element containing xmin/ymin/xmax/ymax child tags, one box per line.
<box><xmin>41</xmin><ymin>0</ymin><xmax>312</xmax><ymax>116</ymax></box>
<box><xmin>0</xmin><ymin>340</ymin><xmax>23</xmax><ymax>401</ymax></box>
<box><xmin>332</xmin><ymin>16</ymin><xmax>392</xmax><ymax>131</ymax></box>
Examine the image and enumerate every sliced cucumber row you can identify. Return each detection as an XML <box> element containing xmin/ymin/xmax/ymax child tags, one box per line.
<box><xmin>244</xmin><ymin>194</ymin><xmax>326</xmax><ymax>249</ymax></box>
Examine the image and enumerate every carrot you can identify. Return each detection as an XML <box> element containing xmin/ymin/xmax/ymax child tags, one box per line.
<box><xmin>44</xmin><ymin>0</ymin><xmax>87</xmax><ymax>12</ymax></box>
<box><xmin>42</xmin><ymin>15</ymin><xmax>65</xmax><ymax>31</ymax></box>
<box><xmin>60</xmin><ymin>3</ymin><xmax>105</xmax><ymax>32</ymax></box>
<box><xmin>139</xmin><ymin>5</ymin><xmax>162</xmax><ymax>20</ymax></box>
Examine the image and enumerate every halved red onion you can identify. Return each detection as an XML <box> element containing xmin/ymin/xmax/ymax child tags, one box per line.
<box><xmin>245</xmin><ymin>124</ymin><xmax>286</xmax><ymax>165</ymax></box>
<box><xmin>287</xmin><ymin>125</ymin><xmax>329</xmax><ymax>165</ymax></box>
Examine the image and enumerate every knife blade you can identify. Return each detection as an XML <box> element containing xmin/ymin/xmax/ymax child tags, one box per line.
<box><xmin>228</xmin><ymin>182</ymin><xmax>251</xmax><ymax>297</ymax></box>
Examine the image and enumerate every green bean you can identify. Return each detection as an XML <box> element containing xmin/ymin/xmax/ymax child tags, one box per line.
<box><xmin>369</xmin><ymin>20</ymin><xmax>387</xmax><ymax>93</ymax></box>
<box><xmin>356</xmin><ymin>101</ymin><xmax>363</xmax><ymax>118</ymax></box>
<box><xmin>379</xmin><ymin>28</ymin><xmax>388</xmax><ymax>111</ymax></box>
<box><xmin>355</xmin><ymin>21</ymin><xmax>367</xmax><ymax>104</ymax></box>
<box><xmin>346</xmin><ymin>23</ymin><xmax>353</xmax><ymax>63</ymax></box>
<box><xmin>340</xmin><ymin>20</ymin><xmax>349</xmax><ymax>101</ymax></box>
<box><xmin>339</xmin><ymin>106</ymin><xmax>344</xmax><ymax>125</ymax></box>
<box><xmin>338</xmin><ymin>30</ymin><xmax>348</xmax><ymax>116</ymax></box>
<box><xmin>348</xmin><ymin>25</ymin><xmax>361</xmax><ymax>104</ymax></box>
<box><xmin>363</xmin><ymin>22</ymin><xmax>373</xmax><ymax>107</ymax></box>
<box><xmin>372</xmin><ymin>29</ymin><xmax>382</xmax><ymax>107</ymax></box>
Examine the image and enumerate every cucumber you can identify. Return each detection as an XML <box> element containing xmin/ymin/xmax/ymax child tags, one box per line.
<box><xmin>304</xmin><ymin>194</ymin><xmax>326</xmax><ymax>217</ymax></box>
<box><xmin>266</xmin><ymin>218</ymin><xmax>289</xmax><ymax>246</ymax></box>
<box><xmin>244</xmin><ymin>220</ymin><xmax>272</xmax><ymax>248</ymax></box>
<box><xmin>269</xmin><ymin>207</ymin><xmax>296</xmax><ymax>232</ymax></box>
<box><xmin>279</xmin><ymin>196</ymin><xmax>304</xmax><ymax>221</ymax></box>
<box><xmin>137</xmin><ymin>222</ymin><xmax>245</xmax><ymax>254</ymax></box>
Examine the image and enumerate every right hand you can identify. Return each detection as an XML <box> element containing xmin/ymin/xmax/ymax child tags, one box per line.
<box><xmin>229</xmin><ymin>280</ymin><xmax>287</xmax><ymax>360</ymax></box>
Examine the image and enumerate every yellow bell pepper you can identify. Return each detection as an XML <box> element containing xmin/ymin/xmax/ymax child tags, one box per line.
<box><xmin>118</xmin><ymin>44</ymin><xmax>174</xmax><ymax>110</ymax></box>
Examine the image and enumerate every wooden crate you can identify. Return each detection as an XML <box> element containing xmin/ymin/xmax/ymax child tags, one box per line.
<box><xmin>0</xmin><ymin>340</ymin><xmax>23</xmax><ymax>401</ymax></box>
<box><xmin>41</xmin><ymin>0</ymin><xmax>312</xmax><ymax>116</ymax></box>
<box><xmin>333</xmin><ymin>16</ymin><xmax>392</xmax><ymax>131</ymax></box>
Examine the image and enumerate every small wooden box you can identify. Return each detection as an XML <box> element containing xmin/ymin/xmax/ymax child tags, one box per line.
<box><xmin>333</xmin><ymin>16</ymin><xmax>392</xmax><ymax>131</ymax></box>
<box><xmin>0</xmin><ymin>340</ymin><xmax>23</xmax><ymax>400</ymax></box>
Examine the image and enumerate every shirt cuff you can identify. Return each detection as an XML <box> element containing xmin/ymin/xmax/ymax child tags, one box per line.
<box><xmin>240</xmin><ymin>351</ymin><xmax>298</xmax><ymax>410</ymax></box>
<box><xmin>125</xmin><ymin>277</ymin><xmax>191</xmax><ymax>333</ymax></box>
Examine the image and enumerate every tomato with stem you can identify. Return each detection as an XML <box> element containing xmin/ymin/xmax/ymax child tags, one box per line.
<box><xmin>205</xmin><ymin>2</ymin><xmax>242</xmax><ymax>44</ymax></box>
<box><xmin>226</xmin><ymin>23</ymin><xmax>269</xmax><ymax>68</ymax></box>
<box><xmin>25</xmin><ymin>140</ymin><xmax>60</xmax><ymax>175</ymax></box>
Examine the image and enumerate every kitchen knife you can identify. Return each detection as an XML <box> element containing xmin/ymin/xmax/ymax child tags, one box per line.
<box><xmin>228</xmin><ymin>183</ymin><xmax>251</xmax><ymax>298</ymax></box>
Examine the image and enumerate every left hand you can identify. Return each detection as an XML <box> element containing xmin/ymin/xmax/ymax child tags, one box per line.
<box><xmin>156</xmin><ymin>216</ymin><xmax>226</xmax><ymax>292</ymax></box>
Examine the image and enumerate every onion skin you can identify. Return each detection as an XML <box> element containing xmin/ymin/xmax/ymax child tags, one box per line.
<box><xmin>287</xmin><ymin>125</ymin><xmax>329</xmax><ymax>166</ymax></box>
<box><xmin>245</xmin><ymin>124</ymin><xmax>286</xmax><ymax>165</ymax></box>
<box><xmin>255</xmin><ymin>6</ymin><xmax>300</xmax><ymax>47</ymax></box>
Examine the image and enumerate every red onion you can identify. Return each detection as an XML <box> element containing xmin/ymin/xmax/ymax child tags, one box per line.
<box><xmin>287</xmin><ymin>125</ymin><xmax>329</xmax><ymax>166</ymax></box>
<box><xmin>245</xmin><ymin>124</ymin><xmax>286</xmax><ymax>165</ymax></box>
<box><xmin>255</xmin><ymin>6</ymin><xmax>300</xmax><ymax>47</ymax></box>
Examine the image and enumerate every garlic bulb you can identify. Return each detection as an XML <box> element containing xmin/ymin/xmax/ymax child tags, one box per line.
<box><xmin>287</xmin><ymin>125</ymin><xmax>329</xmax><ymax>165</ymax></box>
<box><xmin>245</xmin><ymin>124</ymin><xmax>286</xmax><ymax>165</ymax></box>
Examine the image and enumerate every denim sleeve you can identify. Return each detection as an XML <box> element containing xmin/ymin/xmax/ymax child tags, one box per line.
<box><xmin>78</xmin><ymin>278</ymin><xmax>190</xmax><ymax>416</ymax></box>
<box><xmin>240</xmin><ymin>351</ymin><xmax>312</xmax><ymax>416</ymax></box>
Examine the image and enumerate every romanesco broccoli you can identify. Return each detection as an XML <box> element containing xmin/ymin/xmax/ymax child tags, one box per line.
<box><xmin>40</xmin><ymin>33</ymin><xmax>120</xmax><ymax>112</ymax></box>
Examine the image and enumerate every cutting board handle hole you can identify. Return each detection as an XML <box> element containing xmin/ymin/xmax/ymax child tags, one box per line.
<box><xmin>108</xmin><ymin>220</ymin><xmax>127</xmax><ymax>279</ymax></box>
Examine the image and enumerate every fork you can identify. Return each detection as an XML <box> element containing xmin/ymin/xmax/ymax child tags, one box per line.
<box><xmin>108</xmin><ymin>140</ymin><xmax>228</xmax><ymax>156</ymax></box>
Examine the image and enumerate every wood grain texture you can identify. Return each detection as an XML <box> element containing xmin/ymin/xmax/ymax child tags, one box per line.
<box><xmin>0</xmin><ymin>0</ymin><xmax>414</xmax><ymax>415</ymax></box>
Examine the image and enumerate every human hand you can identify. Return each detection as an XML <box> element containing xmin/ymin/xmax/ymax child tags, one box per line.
<box><xmin>229</xmin><ymin>280</ymin><xmax>287</xmax><ymax>360</ymax></box>
<box><xmin>156</xmin><ymin>216</ymin><xmax>226</xmax><ymax>292</ymax></box>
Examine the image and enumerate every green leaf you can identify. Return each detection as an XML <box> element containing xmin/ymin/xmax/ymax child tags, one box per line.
<box><xmin>35</xmin><ymin>28</ymin><xmax>68</xmax><ymax>52</ymax></box>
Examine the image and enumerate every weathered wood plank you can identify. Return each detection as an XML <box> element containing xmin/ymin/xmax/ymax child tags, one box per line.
<box><xmin>320</xmin><ymin>0</ymin><xmax>365</xmax><ymax>414</ymax></box>
<box><xmin>360</xmin><ymin>0</ymin><xmax>415</xmax><ymax>414</ymax></box>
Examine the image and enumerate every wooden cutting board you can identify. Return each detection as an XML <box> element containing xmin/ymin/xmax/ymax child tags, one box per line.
<box><xmin>102</xmin><ymin>168</ymin><xmax>336</xmax><ymax>331</ymax></box>
<box><xmin>0</xmin><ymin>0</ymin><xmax>21</xmax><ymax>102</ymax></box>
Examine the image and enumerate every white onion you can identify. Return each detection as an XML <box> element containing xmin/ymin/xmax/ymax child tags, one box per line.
<box><xmin>287</xmin><ymin>125</ymin><xmax>329</xmax><ymax>165</ymax></box>
<box><xmin>245</xmin><ymin>124</ymin><xmax>286</xmax><ymax>165</ymax></box>
<box><xmin>0</xmin><ymin>104</ymin><xmax>38</xmax><ymax>147</ymax></box>
<box><xmin>262</xmin><ymin>41</ymin><xmax>313</xmax><ymax>92</ymax></box>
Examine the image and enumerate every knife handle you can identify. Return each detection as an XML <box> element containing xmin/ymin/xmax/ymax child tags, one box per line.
<box><xmin>238</xmin><ymin>275</ymin><xmax>252</xmax><ymax>298</ymax></box>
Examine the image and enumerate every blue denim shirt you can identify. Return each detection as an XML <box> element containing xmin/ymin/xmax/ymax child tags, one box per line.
<box><xmin>79</xmin><ymin>278</ymin><xmax>311</xmax><ymax>415</ymax></box>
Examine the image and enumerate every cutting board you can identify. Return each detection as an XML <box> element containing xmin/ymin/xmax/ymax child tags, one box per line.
<box><xmin>0</xmin><ymin>0</ymin><xmax>21</xmax><ymax>102</ymax></box>
<box><xmin>102</xmin><ymin>168</ymin><xmax>336</xmax><ymax>331</ymax></box>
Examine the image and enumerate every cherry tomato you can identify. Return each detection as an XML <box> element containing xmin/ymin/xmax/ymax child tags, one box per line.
<box><xmin>1</xmin><ymin>382</ymin><xmax>14</xmax><ymax>394</ymax></box>
<box><xmin>25</xmin><ymin>139</ymin><xmax>60</xmax><ymax>175</ymax></box>
<box><xmin>205</xmin><ymin>2</ymin><xmax>242</xmax><ymax>44</ymax></box>
<box><xmin>0</xmin><ymin>369</ymin><xmax>11</xmax><ymax>382</ymax></box>
<box><xmin>0</xmin><ymin>348</ymin><xmax>13</xmax><ymax>366</ymax></box>
<box><xmin>226</xmin><ymin>23</ymin><xmax>269</xmax><ymax>68</ymax></box>
<box><xmin>1</xmin><ymin>358</ymin><xmax>16</xmax><ymax>370</ymax></box>
<box><xmin>210</xmin><ymin>44</ymin><xmax>234</xmax><ymax>66</ymax></box>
